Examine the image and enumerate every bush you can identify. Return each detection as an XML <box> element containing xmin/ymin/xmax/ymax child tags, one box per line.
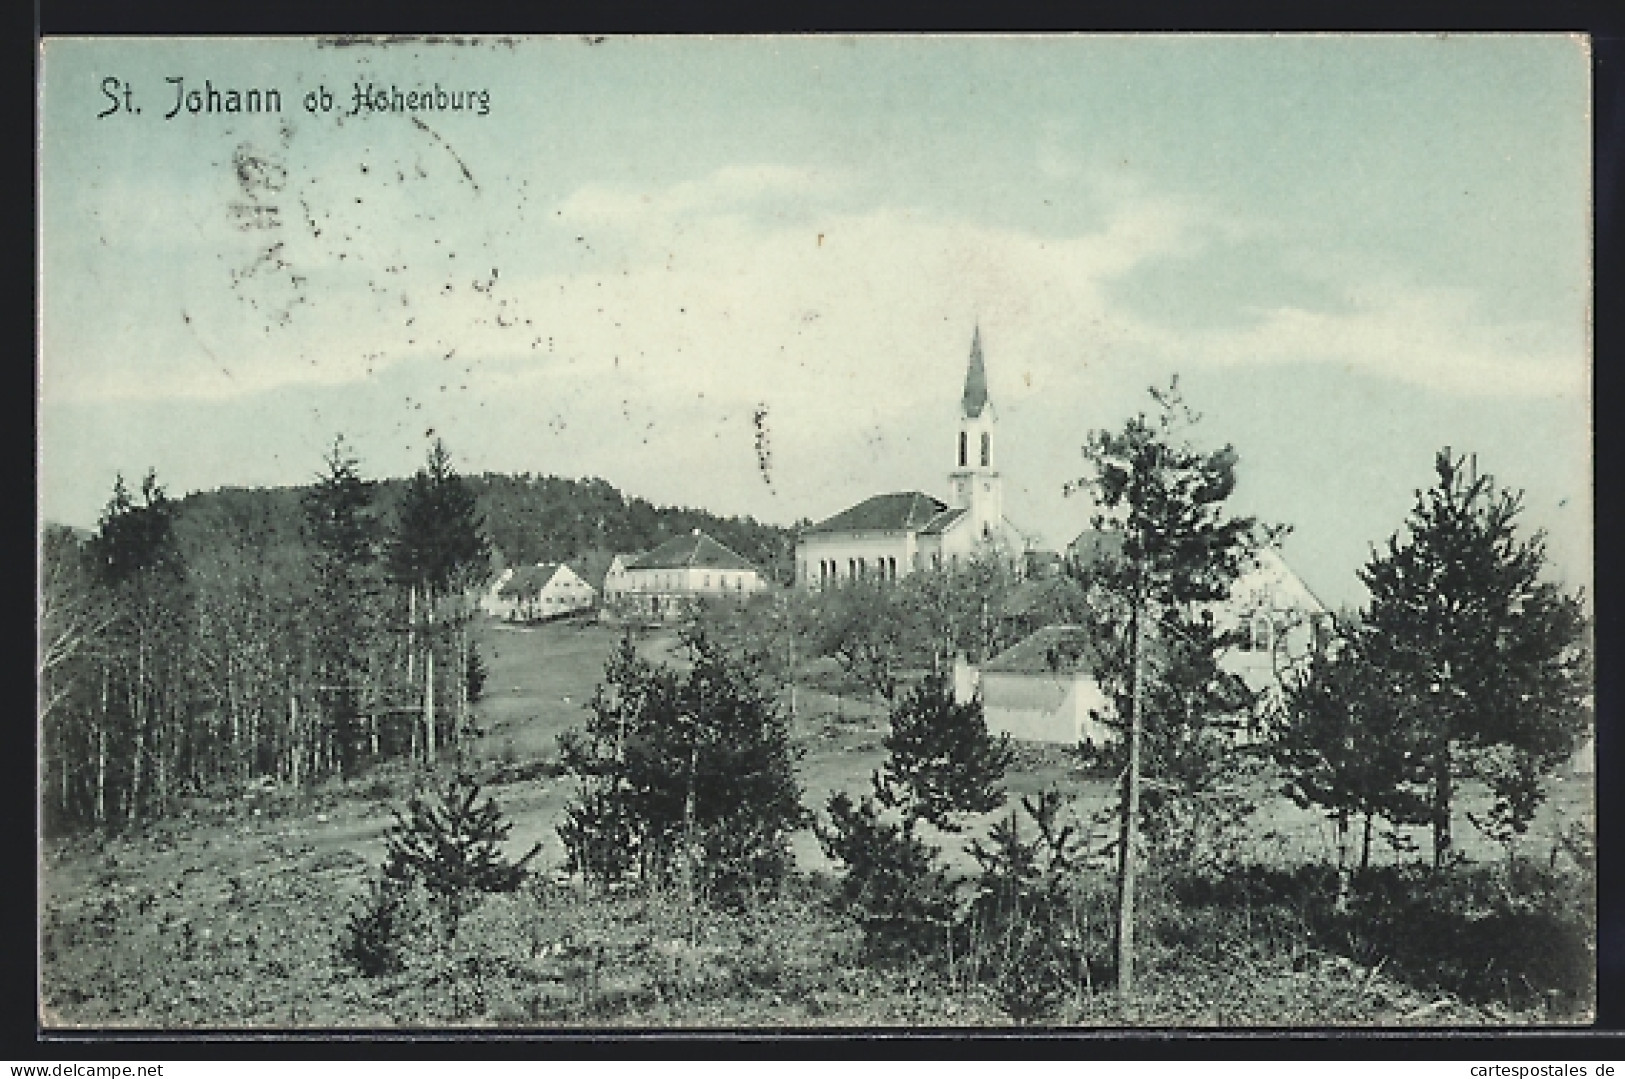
<box><xmin>385</xmin><ymin>772</ymin><xmax>540</xmax><ymax>939</ymax></box>
<box><xmin>964</xmin><ymin>790</ymin><xmax>1100</xmax><ymax>1021</ymax></box>
<box><xmin>817</xmin><ymin>791</ymin><xmax>959</xmax><ymax>961</ymax></box>
<box><xmin>339</xmin><ymin>873</ymin><xmax>417</xmax><ymax>977</ymax></box>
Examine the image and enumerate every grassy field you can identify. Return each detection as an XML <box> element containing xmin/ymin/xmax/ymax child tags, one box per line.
<box><xmin>38</xmin><ymin>617</ymin><xmax>1595</xmax><ymax>1028</ymax></box>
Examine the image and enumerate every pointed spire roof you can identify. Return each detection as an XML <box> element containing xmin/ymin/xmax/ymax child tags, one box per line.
<box><xmin>961</xmin><ymin>325</ymin><xmax>989</xmax><ymax>419</ymax></box>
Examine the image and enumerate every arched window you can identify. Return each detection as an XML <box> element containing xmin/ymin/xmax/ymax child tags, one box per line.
<box><xmin>959</xmin><ymin>431</ymin><xmax>968</xmax><ymax>468</ymax></box>
<box><xmin>1251</xmin><ymin>614</ymin><xmax>1273</xmax><ymax>653</ymax></box>
<box><xmin>981</xmin><ymin>431</ymin><xmax>990</xmax><ymax>467</ymax></box>
<box><xmin>888</xmin><ymin>556</ymin><xmax>897</xmax><ymax>580</ymax></box>
<box><xmin>848</xmin><ymin>558</ymin><xmax>856</xmax><ymax>580</ymax></box>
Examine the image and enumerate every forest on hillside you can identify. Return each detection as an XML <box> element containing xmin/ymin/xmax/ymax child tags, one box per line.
<box><xmin>36</xmin><ymin>442</ymin><xmax>800</xmax><ymax>837</ymax></box>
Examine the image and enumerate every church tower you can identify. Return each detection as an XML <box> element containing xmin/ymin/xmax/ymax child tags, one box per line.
<box><xmin>948</xmin><ymin>326</ymin><xmax>1004</xmax><ymax>542</ymax></box>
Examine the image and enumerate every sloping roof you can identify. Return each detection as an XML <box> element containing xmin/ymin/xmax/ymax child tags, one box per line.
<box><xmin>983</xmin><ymin>625</ymin><xmax>1107</xmax><ymax>676</ymax></box>
<box><xmin>1001</xmin><ymin>574</ymin><xmax>1083</xmax><ymax>618</ymax></box>
<box><xmin>918</xmin><ymin>506</ymin><xmax>968</xmax><ymax>535</ymax></box>
<box><xmin>1066</xmin><ymin>528</ymin><xmax>1126</xmax><ymax>566</ymax></box>
<box><xmin>962</xmin><ymin>326</ymin><xmax>989</xmax><ymax>419</ymax></box>
<box><xmin>803</xmin><ymin>491</ymin><xmax>949</xmax><ymax>536</ymax></box>
<box><xmin>498</xmin><ymin>563</ymin><xmax>563</xmax><ymax>599</ymax></box>
<box><xmin>629</xmin><ymin>530</ymin><xmax>759</xmax><ymax>572</ymax></box>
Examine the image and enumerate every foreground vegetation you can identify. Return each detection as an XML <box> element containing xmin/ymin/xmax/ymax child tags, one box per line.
<box><xmin>39</xmin><ymin>749</ymin><xmax>1593</xmax><ymax>1028</ymax></box>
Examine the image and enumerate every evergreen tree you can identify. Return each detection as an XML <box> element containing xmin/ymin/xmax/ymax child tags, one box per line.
<box><xmin>1358</xmin><ymin>449</ymin><xmax>1590</xmax><ymax>869</ymax></box>
<box><xmin>387</xmin><ymin>440</ymin><xmax>492</xmax><ymax>764</ymax></box>
<box><xmin>1070</xmin><ymin>377</ymin><xmax>1257</xmax><ymax>995</ymax></box>
<box><xmin>1272</xmin><ymin>627</ymin><xmax>1430</xmax><ymax>905</ymax></box>
<box><xmin>558</xmin><ymin>628</ymin><xmax>805</xmax><ymax>899</ymax></box>
<box><xmin>304</xmin><ymin>436</ymin><xmax>380</xmax><ymax>777</ymax></box>
<box><xmin>875</xmin><ymin>668</ymin><xmax>1013</xmax><ymax>832</ymax></box>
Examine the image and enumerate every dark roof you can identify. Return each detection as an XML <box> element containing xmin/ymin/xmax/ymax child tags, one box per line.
<box><xmin>1067</xmin><ymin>529</ymin><xmax>1126</xmax><ymax>565</ymax></box>
<box><xmin>962</xmin><ymin>326</ymin><xmax>989</xmax><ymax>419</ymax></box>
<box><xmin>918</xmin><ymin>506</ymin><xmax>968</xmax><ymax>535</ymax></box>
<box><xmin>803</xmin><ymin>491</ymin><xmax>948</xmax><ymax>536</ymax></box>
<box><xmin>629</xmin><ymin>530</ymin><xmax>759</xmax><ymax>572</ymax></box>
<box><xmin>498</xmin><ymin>563</ymin><xmax>563</xmax><ymax>599</ymax></box>
<box><xmin>983</xmin><ymin>625</ymin><xmax>1106</xmax><ymax>676</ymax></box>
<box><xmin>1001</xmin><ymin>574</ymin><xmax>1083</xmax><ymax>618</ymax></box>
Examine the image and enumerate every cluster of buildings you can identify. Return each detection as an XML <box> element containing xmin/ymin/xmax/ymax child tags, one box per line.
<box><xmin>483</xmin><ymin>327</ymin><xmax>1329</xmax><ymax>745</ymax></box>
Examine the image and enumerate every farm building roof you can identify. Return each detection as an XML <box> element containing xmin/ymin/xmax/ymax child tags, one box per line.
<box><xmin>629</xmin><ymin>530</ymin><xmax>759</xmax><ymax>572</ymax></box>
<box><xmin>803</xmin><ymin>491</ymin><xmax>949</xmax><ymax>536</ymax></box>
<box><xmin>497</xmin><ymin>563</ymin><xmax>564</xmax><ymax>599</ymax></box>
<box><xmin>982</xmin><ymin>625</ymin><xmax>1108</xmax><ymax>676</ymax></box>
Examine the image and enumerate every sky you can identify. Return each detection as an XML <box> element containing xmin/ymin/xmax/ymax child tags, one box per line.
<box><xmin>38</xmin><ymin>35</ymin><xmax>1593</xmax><ymax>610</ymax></box>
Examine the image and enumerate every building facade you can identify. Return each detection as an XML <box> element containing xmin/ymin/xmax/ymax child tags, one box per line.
<box><xmin>483</xmin><ymin>562</ymin><xmax>597</xmax><ymax>622</ymax></box>
<box><xmin>796</xmin><ymin>328</ymin><xmax>1033</xmax><ymax>588</ymax></box>
<box><xmin>603</xmin><ymin>529</ymin><xmax>767</xmax><ymax>621</ymax></box>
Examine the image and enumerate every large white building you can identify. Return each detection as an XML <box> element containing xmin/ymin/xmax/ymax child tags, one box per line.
<box><xmin>796</xmin><ymin>328</ymin><xmax>1033</xmax><ymax>588</ymax></box>
<box><xmin>603</xmin><ymin>529</ymin><xmax>768</xmax><ymax>621</ymax></box>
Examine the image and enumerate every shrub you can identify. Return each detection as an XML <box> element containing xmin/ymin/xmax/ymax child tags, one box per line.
<box><xmin>339</xmin><ymin>873</ymin><xmax>417</xmax><ymax>977</ymax></box>
<box><xmin>965</xmin><ymin>790</ymin><xmax>1098</xmax><ymax>1021</ymax></box>
<box><xmin>385</xmin><ymin>772</ymin><xmax>540</xmax><ymax>939</ymax></box>
<box><xmin>817</xmin><ymin>791</ymin><xmax>959</xmax><ymax>961</ymax></box>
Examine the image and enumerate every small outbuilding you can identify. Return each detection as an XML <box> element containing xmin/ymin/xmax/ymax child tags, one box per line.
<box><xmin>962</xmin><ymin>625</ymin><xmax>1118</xmax><ymax>748</ymax></box>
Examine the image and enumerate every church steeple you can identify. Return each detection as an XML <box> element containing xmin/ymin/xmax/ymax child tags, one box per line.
<box><xmin>961</xmin><ymin>324</ymin><xmax>989</xmax><ymax>419</ymax></box>
<box><xmin>949</xmin><ymin>327</ymin><xmax>1003</xmax><ymax>541</ymax></box>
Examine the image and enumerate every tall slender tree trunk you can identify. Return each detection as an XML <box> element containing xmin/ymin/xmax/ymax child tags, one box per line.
<box><xmin>1432</xmin><ymin>738</ymin><xmax>1453</xmax><ymax>871</ymax></box>
<box><xmin>406</xmin><ymin>586</ymin><xmax>417</xmax><ymax>686</ymax></box>
<box><xmin>1360</xmin><ymin>809</ymin><xmax>1374</xmax><ymax>873</ymax></box>
<box><xmin>423</xmin><ymin>646</ymin><xmax>436</xmax><ymax>766</ymax></box>
<box><xmin>96</xmin><ymin>666</ymin><xmax>109</xmax><ymax>827</ymax></box>
<box><xmin>1116</xmin><ymin>602</ymin><xmax>1144</xmax><ymax>997</ymax></box>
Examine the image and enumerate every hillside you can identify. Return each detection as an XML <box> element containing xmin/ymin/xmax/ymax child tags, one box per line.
<box><xmin>160</xmin><ymin>473</ymin><xmax>801</xmax><ymax>587</ymax></box>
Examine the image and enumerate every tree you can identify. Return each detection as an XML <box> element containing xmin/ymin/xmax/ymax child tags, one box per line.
<box><xmin>384</xmin><ymin>772</ymin><xmax>540</xmax><ymax>940</ymax></box>
<box><xmin>558</xmin><ymin>628</ymin><xmax>805</xmax><ymax>900</ymax></box>
<box><xmin>84</xmin><ymin>472</ymin><xmax>193</xmax><ymax>826</ymax></box>
<box><xmin>387</xmin><ymin>440</ymin><xmax>492</xmax><ymax>765</ymax></box>
<box><xmin>819</xmin><ymin>666</ymin><xmax>1012</xmax><ymax>958</ymax></box>
<box><xmin>1069</xmin><ymin>377</ymin><xmax>1256</xmax><ymax>995</ymax></box>
<box><xmin>1357</xmin><ymin>449</ymin><xmax>1590</xmax><ymax>870</ymax></box>
<box><xmin>1272</xmin><ymin>626</ymin><xmax>1430</xmax><ymax>906</ymax></box>
<box><xmin>304</xmin><ymin>436</ymin><xmax>380</xmax><ymax>777</ymax></box>
<box><xmin>875</xmin><ymin>668</ymin><xmax>1013</xmax><ymax>832</ymax></box>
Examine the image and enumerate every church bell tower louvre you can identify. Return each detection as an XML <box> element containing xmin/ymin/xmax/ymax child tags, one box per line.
<box><xmin>949</xmin><ymin>325</ymin><xmax>1003</xmax><ymax>542</ymax></box>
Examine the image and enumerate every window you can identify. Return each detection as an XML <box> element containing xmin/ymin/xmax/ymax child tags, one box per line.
<box><xmin>888</xmin><ymin>556</ymin><xmax>897</xmax><ymax>580</ymax></box>
<box><xmin>704</xmin><ymin>574</ymin><xmax>711</xmax><ymax>588</ymax></box>
<box><xmin>959</xmin><ymin>430</ymin><xmax>967</xmax><ymax>468</ymax></box>
<box><xmin>1250</xmin><ymin>615</ymin><xmax>1272</xmax><ymax>653</ymax></box>
<box><xmin>981</xmin><ymin>431</ymin><xmax>990</xmax><ymax>467</ymax></box>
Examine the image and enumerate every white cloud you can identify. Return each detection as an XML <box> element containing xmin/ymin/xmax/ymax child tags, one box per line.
<box><xmin>1197</xmin><ymin>279</ymin><xmax>1588</xmax><ymax>400</ymax></box>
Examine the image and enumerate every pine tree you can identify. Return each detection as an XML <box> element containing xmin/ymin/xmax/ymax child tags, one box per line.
<box><xmin>1358</xmin><ymin>449</ymin><xmax>1590</xmax><ymax>870</ymax></box>
<box><xmin>875</xmin><ymin>668</ymin><xmax>1013</xmax><ymax>832</ymax></box>
<box><xmin>304</xmin><ymin>436</ymin><xmax>380</xmax><ymax>777</ymax></box>
<box><xmin>1070</xmin><ymin>377</ymin><xmax>1257</xmax><ymax>996</ymax></box>
<box><xmin>387</xmin><ymin>440</ymin><xmax>492</xmax><ymax>765</ymax></box>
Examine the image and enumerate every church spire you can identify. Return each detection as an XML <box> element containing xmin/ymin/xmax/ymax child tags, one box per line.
<box><xmin>961</xmin><ymin>325</ymin><xmax>989</xmax><ymax>419</ymax></box>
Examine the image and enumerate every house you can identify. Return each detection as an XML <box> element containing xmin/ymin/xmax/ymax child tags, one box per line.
<box><xmin>483</xmin><ymin>562</ymin><xmax>596</xmax><ymax>622</ymax></box>
<box><xmin>605</xmin><ymin>529</ymin><xmax>767</xmax><ymax>622</ymax></box>
<box><xmin>960</xmin><ymin>625</ymin><xmax>1117</xmax><ymax>748</ymax></box>
<box><xmin>968</xmin><ymin>541</ymin><xmax>1329</xmax><ymax>745</ymax></box>
<box><xmin>796</xmin><ymin>327</ymin><xmax>1034</xmax><ymax>588</ymax></box>
<box><xmin>1065</xmin><ymin>531</ymin><xmax>1331</xmax><ymax>700</ymax></box>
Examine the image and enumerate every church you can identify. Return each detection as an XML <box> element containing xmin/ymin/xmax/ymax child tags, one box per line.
<box><xmin>796</xmin><ymin>328</ymin><xmax>1034</xmax><ymax>588</ymax></box>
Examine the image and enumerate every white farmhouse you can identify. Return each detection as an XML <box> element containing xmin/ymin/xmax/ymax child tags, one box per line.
<box><xmin>605</xmin><ymin>529</ymin><xmax>767</xmax><ymax>621</ymax></box>
<box><xmin>483</xmin><ymin>562</ymin><xmax>596</xmax><ymax>622</ymax></box>
<box><xmin>796</xmin><ymin>328</ymin><xmax>1033</xmax><ymax>587</ymax></box>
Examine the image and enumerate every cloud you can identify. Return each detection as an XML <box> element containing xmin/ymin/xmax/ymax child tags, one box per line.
<box><xmin>1197</xmin><ymin>279</ymin><xmax>1588</xmax><ymax>400</ymax></box>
